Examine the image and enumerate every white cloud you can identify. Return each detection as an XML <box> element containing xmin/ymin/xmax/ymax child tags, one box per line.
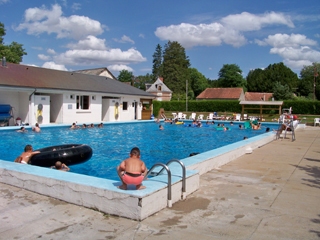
<box><xmin>155</xmin><ymin>11</ymin><xmax>294</xmax><ymax>48</ymax></box>
<box><xmin>42</xmin><ymin>61</ymin><xmax>67</xmax><ymax>71</ymax></box>
<box><xmin>255</xmin><ymin>33</ymin><xmax>319</xmax><ymax>70</ymax></box>
<box><xmin>108</xmin><ymin>64</ymin><xmax>133</xmax><ymax>73</ymax></box>
<box><xmin>139</xmin><ymin>34</ymin><xmax>145</xmax><ymax>39</ymax></box>
<box><xmin>0</xmin><ymin>0</ymin><xmax>10</xmax><ymax>4</ymax></box>
<box><xmin>54</xmin><ymin>48</ymin><xmax>146</xmax><ymax>66</ymax></box>
<box><xmin>71</xmin><ymin>3</ymin><xmax>81</xmax><ymax>12</ymax></box>
<box><xmin>221</xmin><ymin>11</ymin><xmax>294</xmax><ymax>31</ymax></box>
<box><xmin>16</xmin><ymin>4</ymin><xmax>104</xmax><ymax>40</ymax></box>
<box><xmin>270</xmin><ymin>46</ymin><xmax>320</xmax><ymax>62</ymax></box>
<box><xmin>47</xmin><ymin>48</ymin><xmax>56</xmax><ymax>54</ymax></box>
<box><xmin>38</xmin><ymin>54</ymin><xmax>50</xmax><ymax>61</ymax></box>
<box><xmin>113</xmin><ymin>35</ymin><xmax>135</xmax><ymax>44</ymax></box>
<box><xmin>255</xmin><ymin>33</ymin><xmax>317</xmax><ymax>48</ymax></box>
<box><xmin>67</xmin><ymin>35</ymin><xmax>107</xmax><ymax>50</ymax></box>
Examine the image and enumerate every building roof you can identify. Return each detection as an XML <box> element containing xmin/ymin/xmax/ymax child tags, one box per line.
<box><xmin>196</xmin><ymin>88</ymin><xmax>243</xmax><ymax>99</ymax></box>
<box><xmin>239</xmin><ymin>101</ymin><xmax>283</xmax><ymax>106</ymax></box>
<box><xmin>0</xmin><ymin>63</ymin><xmax>154</xmax><ymax>98</ymax></box>
<box><xmin>146</xmin><ymin>77</ymin><xmax>172</xmax><ymax>93</ymax></box>
<box><xmin>245</xmin><ymin>92</ymin><xmax>273</xmax><ymax>101</ymax></box>
<box><xmin>74</xmin><ymin>67</ymin><xmax>117</xmax><ymax>80</ymax></box>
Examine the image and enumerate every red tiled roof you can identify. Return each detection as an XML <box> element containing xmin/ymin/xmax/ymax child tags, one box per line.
<box><xmin>245</xmin><ymin>92</ymin><xmax>273</xmax><ymax>101</ymax></box>
<box><xmin>196</xmin><ymin>88</ymin><xmax>243</xmax><ymax>99</ymax></box>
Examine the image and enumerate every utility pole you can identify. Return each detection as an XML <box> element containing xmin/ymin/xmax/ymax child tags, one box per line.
<box><xmin>186</xmin><ymin>79</ymin><xmax>188</xmax><ymax>112</ymax></box>
<box><xmin>314</xmin><ymin>65</ymin><xmax>318</xmax><ymax>100</ymax></box>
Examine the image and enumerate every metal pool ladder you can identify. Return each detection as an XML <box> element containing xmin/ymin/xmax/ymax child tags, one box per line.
<box><xmin>144</xmin><ymin>159</ymin><xmax>186</xmax><ymax>207</ymax></box>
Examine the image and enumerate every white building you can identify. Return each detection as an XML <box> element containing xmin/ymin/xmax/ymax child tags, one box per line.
<box><xmin>0</xmin><ymin>62</ymin><xmax>155</xmax><ymax>126</ymax></box>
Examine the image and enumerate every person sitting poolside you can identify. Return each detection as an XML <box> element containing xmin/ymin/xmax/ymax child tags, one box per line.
<box><xmin>51</xmin><ymin>161</ymin><xmax>70</xmax><ymax>171</ymax></box>
<box><xmin>117</xmin><ymin>147</ymin><xmax>147</xmax><ymax>190</ymax></box>
<box><xmin>14</xmin><ymin>144</ymin><xmax>40</xmax><ymax>164</ymax></box>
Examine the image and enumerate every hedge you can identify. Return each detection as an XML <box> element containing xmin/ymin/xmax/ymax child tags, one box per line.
<box><xmin>153</xmin><ymin>100</ymin><xmax>320</xmax><ymax>116</ymax></box>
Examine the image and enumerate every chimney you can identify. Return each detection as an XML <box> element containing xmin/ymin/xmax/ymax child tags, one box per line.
<box><xmin>2</xmin><ymin>57</ymin><xmax>6</xmax><ymax>67</ymax></box>
<box><xmin>159</xmin><ymin>77</ymin><xmax>163</xmax><ymax>82</ymax></box>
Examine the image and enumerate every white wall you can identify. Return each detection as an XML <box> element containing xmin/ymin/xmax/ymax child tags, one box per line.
<box><xmin>61</xmin><ymin>93</ymin><xmax>102</xmax><ymax>124</ymax></box>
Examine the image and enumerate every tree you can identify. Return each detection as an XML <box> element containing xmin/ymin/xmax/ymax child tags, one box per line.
<box><xmin>246</xmin><ymin>68</ymin><xmax>265</xmax><ymax>92</ymax></box>
<box><xmin>218</xmin><ymin>64</ymin><xmax>246</xmax><ymax>88</ymax></box>
<box><xmin>133</xmin><ymin>73</ymin><xmax>154</xmax><ymax>90</ymax></box>
<box><xmin>152</xmin><ymin>44</ymin><xmax>163</xmax><ymax>80</ymax></box>
<box><xmin>272</xmin><ymin>82</ymin><xmax>293</xmax><ymax>100</ymax></box>
<box><xmin>117</xmin><ymin>70</ymin><xmax>134</xmax><ymax>83</ymax></box>
<box><xmin>189</xmin><ymin>68</ymin><xmax>209</xmax><ymax>98</ymax></box>
<box><xmin>297</xmin><ymin>62</ymin><xmax>320</xmax><ymax>99</ymax></box>
<box><xmin>0</xmin><ymin>22</ymin><xmax>27</xmax><ymax>63</ymax></box>
<box><xmin>162</xmin><ymin>41</ymin><xmax>190</xmax><ymax>99</ymax></box>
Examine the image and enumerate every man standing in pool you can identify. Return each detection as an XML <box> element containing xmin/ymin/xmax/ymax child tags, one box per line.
<box><xmin>117</xmin><ymin>147</ymin><xmax>147</xmax><ymax>190</ymax></box>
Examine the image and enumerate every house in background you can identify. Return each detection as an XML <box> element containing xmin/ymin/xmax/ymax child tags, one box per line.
<box><xmin>196</xmin><ymin>88</ymin><xmax>245</xmax><ymax>101</ymax></box>
<box><xmin>75</xmin><ymin>67</ymin><xmax>117</xmax><ymax>80</ymax></box>
<box><xmin>146</xmin><ymin>77</ymin><xmax>172</xmax><ymax>101</ymax></box>
<box><xmin>244</xmin><ymin>92</ymin><xmax>273</xmax><ymax>101</ymax></box>
<box><xmin>0</xmin><ymin>62</ymin><xmax>154</xmax><ymax>126</ymax></box>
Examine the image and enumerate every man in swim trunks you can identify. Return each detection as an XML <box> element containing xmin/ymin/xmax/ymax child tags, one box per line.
<box><xmin>14</xmin><ymin>145</ymin><xmax>40</xmax><ymax>164</ymax></box>
<box><xmin>117</xmin><ymin>147</ymin><xmax>147</xmax><ymax>190</ymax></box>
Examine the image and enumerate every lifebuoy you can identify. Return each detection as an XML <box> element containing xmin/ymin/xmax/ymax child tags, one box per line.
<box><xmin>37</xmin><ymin>104</ymin><xmax>43</xmax><ymax>123</ymax></box>
<box><xmin>115</xmin><ymin>102</ymin><xmax>119</xmax><ymax>120</ymax></box>
<box><xmin>30</xmin><ymin>144</ymin><xmax>92</xmax><ymax>167</ymax></box>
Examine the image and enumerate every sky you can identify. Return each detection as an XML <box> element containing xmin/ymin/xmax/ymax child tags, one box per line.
<box><xmin>0</xmin><ymin>0</ymin><xmax>319</xmax><ymax>80</ymax></box>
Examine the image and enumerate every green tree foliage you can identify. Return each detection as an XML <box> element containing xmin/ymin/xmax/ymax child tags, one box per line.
<box><xmin>162</xmin><ymin>41</ymin><xmax>190</xmax><ymax>98</ymax></box>
<box><xmin>297</xmin><ymin>62</ymin><xmax>320</xmax><ymax>100</ymax></box>
<box><xmin>189</xmin><ymin>68</ymin><xmax>209</xmax><ymax>98</ymax></box>
<box><xmin>218</xmin><ymin>64</ymin><xmax>246</xmax><ymax>88</ymax></box>
<box><xmin>152</xmin><ymin>44</ymin><xmax>162</xmax><ymax>80</ymax></box>
<box><xmin>0</xmin><ymin>22</ymin><xmax>27</xmax><ymax>63</ymax></box>
<box><xmin>134</xmin><ymin>73</ymin><xmax>154</xmax><ymax>90</ymax></box>
<box><xmin>246</xmin><ymin>63</ymin><xmax>298</xmax><ymax>93</ymax></box>
<box><xmin>117</xmin><ymin>69</ymin><xmax>134</xmax><ymax>83</ymax></box>
<box><xmin>272</xmin><ymin>82</ymin><xmax>293</xmax><ymax>100</ymax></box>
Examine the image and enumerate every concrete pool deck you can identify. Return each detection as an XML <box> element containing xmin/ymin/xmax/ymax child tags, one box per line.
<box><xmin>1</xmin><ymin>126</ymin><xmax>320</xmax><ymax>239</ymax></box>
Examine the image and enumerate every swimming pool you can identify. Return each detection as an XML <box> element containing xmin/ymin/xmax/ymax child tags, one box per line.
<box><xmin>0</xmin><ymin>121</ymin><xmax>277</xmax><ymax>180</ymax></box>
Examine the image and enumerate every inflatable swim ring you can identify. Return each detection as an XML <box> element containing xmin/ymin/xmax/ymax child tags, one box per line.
<box><xmin>115</xmin><ymin>102</ymin><xmax>119</xmax><ymax>120</ymax></box>
<box><xmin>30</xmin><ymin>144</ymin><xmax>92</xmax><ymax>167</ymax></box>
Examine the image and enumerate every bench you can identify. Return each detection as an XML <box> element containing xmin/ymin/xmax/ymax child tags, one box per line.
<box><xmin>0</xmin><ymin>104</ymin><xmax>13</xmax><ymax>126</ymax></box>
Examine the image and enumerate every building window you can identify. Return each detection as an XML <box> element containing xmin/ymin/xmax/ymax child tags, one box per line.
<box><xmin>76</xmin><ymin>95</ymin><xmax>89</xmax><ymax>109</ymax></box>
<box><xmin>123</xmin><ymin>102</ymin><xmax>128</xmax><ymax>110</ymax></box>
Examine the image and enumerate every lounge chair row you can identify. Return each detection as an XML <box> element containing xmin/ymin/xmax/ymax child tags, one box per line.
<box><xmin>170</xmin><ymin>112</ymin><xmax>250</xmax><ymax>121</ymax></box>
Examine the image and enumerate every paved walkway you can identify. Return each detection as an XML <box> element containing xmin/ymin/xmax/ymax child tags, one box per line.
<box><xmin>1</xmin><ymin>127</ymin><xmax>320</xmax><ymax>239</ymax></box>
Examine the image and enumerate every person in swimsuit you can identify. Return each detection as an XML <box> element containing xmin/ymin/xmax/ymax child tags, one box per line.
<box><xmin>117</xmin><ymin>147</ymin><xmax>147</xmax><ymax>190</ymax></box>
<box><xmin>51</xmin><ymin>161</ymin><xmax>70</xmax><ymax>171</ymax></box>
<box><xmin>14</xmin><ymin>145</ymin><xmax>40</xmax><ymax>164</ymax></box>
<box><xmin>32</xmin><ymin>123</ymin><xmax>41</xmax><ymax>132</ymax></box>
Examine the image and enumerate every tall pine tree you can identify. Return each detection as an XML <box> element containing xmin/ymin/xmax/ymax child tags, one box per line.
<box><xmin>162</xmin><ymin>41</ymin><xmax>190</xmax><ymax>99</ymax></box>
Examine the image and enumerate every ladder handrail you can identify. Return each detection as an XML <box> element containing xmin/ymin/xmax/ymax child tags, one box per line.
<box><xmin>157</xmin><ymin>159</ymin><xmax>186</xmax><ymax>193</ymax></box>
<box><xmin>144</xmin><ymin>163</ymin><xmax>172</xmax><ymax>201</ymax></box>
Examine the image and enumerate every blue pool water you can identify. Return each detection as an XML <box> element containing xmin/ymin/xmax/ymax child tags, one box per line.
<box><xmin>0</xmin><ymin>121</ymin><xmax>277</xmax><ymax>180</ymax></box>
